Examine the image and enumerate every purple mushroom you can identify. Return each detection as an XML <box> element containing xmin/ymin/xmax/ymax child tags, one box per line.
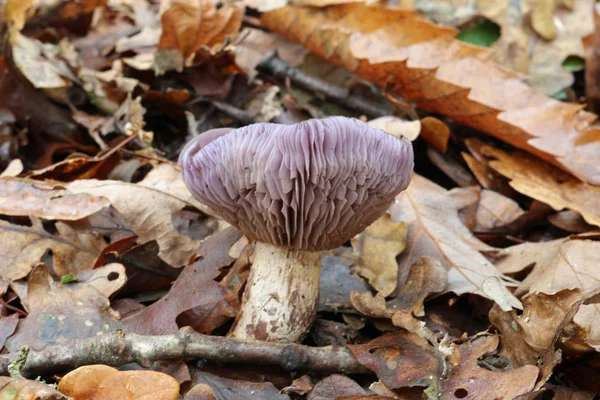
<box><xmin>180</xmin><ymin>117</ymin><xmax>414</xmax><ymax>343</ymax></box>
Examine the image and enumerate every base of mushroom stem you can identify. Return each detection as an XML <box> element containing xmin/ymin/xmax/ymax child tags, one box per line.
<box><xmin>228</xmin><ymin>242</ymin><xmax>322</xmax><ymax>343</ymax></box>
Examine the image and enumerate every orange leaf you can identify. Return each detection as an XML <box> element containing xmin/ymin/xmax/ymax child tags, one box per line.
<box><xmin>157</xmin><ymin>0</ymin><xmax>243</xmax><ymax>71</ymax></box>
<box><xmin>261</xmin><ymin>4</ymin><xmax>600</xmax><ymax>185</ymax></box>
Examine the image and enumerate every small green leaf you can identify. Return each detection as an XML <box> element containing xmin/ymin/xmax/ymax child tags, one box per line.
<box><xmin>60</xmin><ymin>274</ymin><xmax>77</xmax><ymax>284</ymax></box>
<box><xmin>456</xmin><ymin>20</ymin><xmax>501</xmax><ymax>48</ymax></box>
<box><xmin>562</xmin><ymin>55</ymin><xmax>585</xmax><ymax>72</ymax></box>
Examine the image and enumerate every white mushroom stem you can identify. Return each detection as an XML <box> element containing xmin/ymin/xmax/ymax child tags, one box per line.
<box><xmin>229</xmin><ymin>242</ymin><xmax>322</xmax><ymax>343</ymax></box>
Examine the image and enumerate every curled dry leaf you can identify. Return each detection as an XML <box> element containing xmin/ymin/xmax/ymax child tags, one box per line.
<box><xmin>0</xmin><ymin>376</ymin><xmax>69</xmax><ymax>400</ymax></box>
<box><xmin>351</xmin><ymin>213</ymin><xmax>407</xmax><ymax>296</ymax></box>
<box><xmin>0</xmin><ymin>177</ymin><xmax>110</xmax><ymax>220</ymax></box>
<box><xmin>0</xmin><ymin>218</ymin><xmax>104</xmax><ymax>280</ymax></box>
<box><xmin>66</xmin><ymin>179</ymin><xmax>206</xmax><ymax>267</ymax></box>
<box><xmin>387</xmin><ymin>256</ymin><xmax>447</xmax><ymax>317</ymax></box>
<box><xmin>440</xmin><ymin>335</ymin><xmax>539</xmax><ymax>400</ymax></box>
<box><xmin>261</xmin><ymin>4</ymin><xmax>600</xmax><ymax>185</ymax></box>
<box><xmin>348</xmin><ymin>331</ymin><xmax>442</xmax><ymax>389</ymax></box>
<box><xmin>489</xmin><ymin>289</ymin><xmax>585</xmax><ymax>368</ymax></box>
<box><xmin>495</xmin><ymin>238</ymin><xmax>600</xmax><ymax>349</ymax></box>
<box><xmin>389</xmin><ymin>174</ymin><xmax>521</xmax><ymax>308</ymax></box>
<box><xmin>5</xmin><ymin>264</ymin><xmax>122</xmax><ymax>351</ymax></box>
<box><xmin>58</xmin><ymin>364</ymin><xmax>179</xmax><ymax>400</ymax></box>
<box><xmin>481</xmin><ymin>145</ymin><xmax>600</xmax><ymax>228</ymax></box>
<box><xmin>156</xmin><ymin>0</ymin><xmax>243</xmax><ymax>73</ymax></box>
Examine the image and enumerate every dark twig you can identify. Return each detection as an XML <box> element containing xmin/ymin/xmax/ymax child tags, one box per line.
<box><xmin>258</xmin><ymin>52</ymin><xmax>393</xmax><ymax>118</ymax></box>
<box><xmin>210</xmin><ymin>100</ymin><xmax>257</xmax><ymax>125</ymax></box>
<box><xmin>1</xmin><ymin>327</ymin><xmax>369</xmax><ymax>378</ymax></box>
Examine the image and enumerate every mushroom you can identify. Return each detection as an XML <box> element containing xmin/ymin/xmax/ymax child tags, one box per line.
<box><xmin>180</xmin><ymin>117</ymin><xmax>414</xmax><ymax>343</ymax></box>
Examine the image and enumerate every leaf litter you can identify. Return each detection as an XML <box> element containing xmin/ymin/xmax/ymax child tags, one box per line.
<box><xmin>0</xmin><ymin>0</ymin><xmax>597</xmax><ymax>399</ymax></box>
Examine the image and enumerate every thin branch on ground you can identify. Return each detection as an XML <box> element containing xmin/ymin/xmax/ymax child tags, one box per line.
<box><xmin>1</xmin><ymin>327</ymin><xmax>369</xmax><ymax>378</ymax></box>
<box><xmin>258</xmin><ymin>52</ymin><xmax>393</xmax><ymax>118</ymax></box>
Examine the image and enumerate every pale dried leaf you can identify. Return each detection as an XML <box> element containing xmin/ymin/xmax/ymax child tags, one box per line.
<box><xmin>389</xmin><ymin>174</ymin><xmax>521</xmax><ymax>308</ymax></box>
<box><xmin>352</xmin><ymin>214</ymin><xmax>407</xmax><ymax>296</ymax></box>
<box><xmin>66</xmin><ymin>179</ymin><xmax>205</xmax><ymax>267</ymax></box>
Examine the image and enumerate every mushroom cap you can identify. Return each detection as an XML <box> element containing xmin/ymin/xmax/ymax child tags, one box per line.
<box><xmin>181</xmin><ymin>117</ymin><xmax>414</xmax><ymax>251</ymax></box>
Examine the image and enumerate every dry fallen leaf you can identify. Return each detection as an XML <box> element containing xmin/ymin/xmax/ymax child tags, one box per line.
<box><xmin>5</xmin><ymin>264</ymin><xmax>122</xmax><ymax>351</ymax></box>
<box><xmin>495</xmin><ymin>238</ymin><xmax>600</xmax><ymax>349</ymax></box>
<box><xmin>440</xmin><ymin>335</ymin><xmax>539</xmax><ymax>400</ymax></box>
<box><xmin>348</xmin><ymin>331</ymin><xmax>441</xmax><ymax>389</ymax></box>
<box><xmin>0</xmin><ymin>218</ymin><xmax>105</xmax><ymax>280</ymax></box>
<box><xmin>496</xmin><ymin>238</ymin><xmax>600</xmax><ymax>296</ymax></box>
<box><xmin>156</xmin><ymin>0</ymin><xmax>243</xmax><ymax>73</ymax></box>
<box><xmin>122</xmin><ymin>227</ymin><xmax>241</xmax><ymax>335</ymax></box>
<box><xmin>474</xmin><ymin>189</ymin><xmax>525</xmax><ymax>231</ymax></box>
<box><xmin>307</xmin><ymin>374</ymin><xmax>368</xmax><ymax>400</ymax></box>
<box><xmin>389</xmin><ymin>174</ymin><xmax>521</xmax><ymax>308</ymax></box>
<box><xmin>489</xmin><ymin>289</ymin><xmax>584</xmax><ymax>367</ymax></box>
<box><xmin>58</xmin><ymin>364</ymin><xmax>180</xmax><ymax>400</ymax></box>
<box><xmin>352</xmin><ymin>213</ymin><xmax>407</xmax><ymax>296</ymax></box>
<box><xmin>479</xmin><ymin>145</ymin><xmax>600</xmax><ymax>227</ymax></box>
<box><xmin>66</xmin><ymin>179</ymin><xmax>206</xmax><ymax>267</ymax></box>
<box><xmin>0</xmin><ymin>177</ymin><xmax>110</xmax><ymax>220</ymax></box>
<box><xmin>190</xmin><ymin>370</ymin><xmax>290</xmax><ymax>400</ymax></box>
<box><xmin>261</xmin><ymin>4</ymin><xmax>600</xmax><ymax>185</ymax></box>
<box><xmin>387</xmin><ymin>256</ymin><xmax>447</xmax><ymax>317</ymax></box>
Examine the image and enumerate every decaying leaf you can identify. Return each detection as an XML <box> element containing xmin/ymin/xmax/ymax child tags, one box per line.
<box><xmin>122</xmin><ymin>227</ymin><xmax>241</xmax><ymax>335</ymax></box>
<box><xmin>5</xmin><ymin>264</ymin><xmax>122</xmax><ymax>351</ymax></box>
<box><xmin>261</xmin><ymin>4</ymin><xmax>600</xmax><ymax>185</ymax></box>
<box><xmin>58</xmin><ymin>364</ymin><xmax>180</xmax><ymax>400</ymax></box>
<box><xmin>489</xmin><ymin>289</ymin><xmax>585</xmax><ymax>368</ymax></box>
<box><xmin>190</xmin><ymin>370</ymin><xmax>290</xmax><ymax>400</ymax></box>
<box><xmin>308</xmin><ymin>374</ymin><xmax>368</xmax><ymax>400</ymax></box>
<box><xmin>352</xmin><ymin>214</ymin><xmax>407</xmax><ymax>296</ymax></box>
<box><xmin>389</xmin><ymin>174</ymin><xmax>521</xmax><ymax>308</ymax></box>
<box><xmin>440</xmin><ymin>335</ymin><xmax>539</xmax><ymax>399</ymax></box>
<box><xmin>348</xmin><ymin>332</ymin><xmax>442</xmax><ymax>389</ymax></box>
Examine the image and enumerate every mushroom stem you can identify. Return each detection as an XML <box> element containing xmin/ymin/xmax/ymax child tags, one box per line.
<box><xmin>229</xmin><ymin>241</ymin><xmax>322</xmax><ymax>343</ymax></box>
